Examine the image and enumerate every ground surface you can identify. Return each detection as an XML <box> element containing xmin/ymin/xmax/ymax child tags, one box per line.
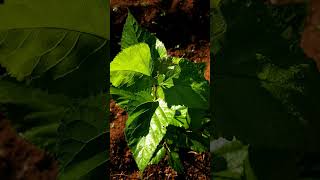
<box><xmin>110</xmin><ymin>0</ymin><xmax>210</xmax><ymax>179</ymax></box>
<box><xmin>301</xmin><ymin>0</ymin><xmax>320</xmax><ymax>70</ymax></box>
<box><xmin>0</xmin><ymin>113</ymin><xmax>58</xmax><ymax>180</ymax></box>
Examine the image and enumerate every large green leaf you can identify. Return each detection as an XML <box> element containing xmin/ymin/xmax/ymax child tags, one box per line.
<box><xmin>212</xmin><ymin>0</ymin><xmax>320</xmax><ymax>150</ymax></box>
<box><xmin>0</xmin><ymin>0</ymin><xmax>109</xmax><ymax>39</ymax></box>
<box><xmin>110</xmin><ymin>43</ymin><xmax>153</xmax><ymax>87</ymax></box>
<box><xmin>0</xmin><ymin>0</ymin><xmax>109</xmax><ymax>178</ymax></box>
<box><xmin>0</xmin><ymin>0</ymin><xmax>109</xmax><ymax>97</ymax></box>
<box><xmin>124</xmin><ymin>102</ymin><xmax>159</xmax><ymax>171</ymax></box>
<box><xmin>125</xmin><ymin>100</ymin><xmax>189</xmax><ymax>171</ymax></box>
<box><xmin>0</xmin><ymin>30</ymin><xmax>107</xmax><ymax>81</ymax></box>
<box><xmin>121</xmin><ymin>11</ymin><xmax>167</xmax><ymax>59</ymax></box>
<box><xmin>163</xmin><ymin>59</ymin><xmax>209</xmax><ymax>109</ymax></box>
<box><xmin>31</xmin><ymin>40</ymin><xmax>109</xmax><ymax>98</ymax></box>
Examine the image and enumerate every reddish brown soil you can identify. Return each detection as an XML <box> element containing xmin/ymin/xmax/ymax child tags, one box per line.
<box><xmin>301</xmin><ymin>0</ymin><xmax>320</xmax><ymax>70</ymax></box>
<box><xmin>266</xmin><ymin>0</ymin><xmax>320</xmax><ymax>70</ymax></box>
<box><xmin>110</xmin><ymin>0</ymin><xmax>210</xmax><ymax>179</ymax></box>
<box><xmin>0</xmin><ymin>114</ymin><xmax>58</xmax><ymax>180</ymax></box>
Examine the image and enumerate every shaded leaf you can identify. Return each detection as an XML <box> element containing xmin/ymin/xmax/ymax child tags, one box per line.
<box><xmin>0</xmin><ymin>0</ymin><xmax>109</xmax><ymax>39</ymax></box>
<box><xmin>162</xmin><ymin>59</ymin><xmax>209</xmax><ymax>109</ymax></box>
<box><xmin>213</xmin><ymin>0</ymin><xmax>320</xmax><ymax>150</ymax></box>
<box><xmin>211</xmin><ymin>138</ymin><xmax>255</xmax><ymax>180</ymax></box>
<box><xmin>0</xmin><ymin>29</ymin><xmax>106</xmax><ymax>82</ymax></box>
<box><xmin>57</xmin><ymin>94</ymin><xmax>108</xmax><ymax>179</ymax></box>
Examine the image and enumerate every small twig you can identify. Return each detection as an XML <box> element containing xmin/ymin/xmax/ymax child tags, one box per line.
<box><xmin>164</xmin><ymin>141</ymin><xmax>171</xmax><ymax>152</ymax></box>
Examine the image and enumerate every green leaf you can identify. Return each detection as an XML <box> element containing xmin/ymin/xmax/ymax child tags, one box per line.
<box><xmin>23</xmin><ymin>122</ymin><xmax>59</xmax><ymax>151</ymax></box>
<box><xmin>124</xmin><ymin>102</ymin><xmax>159</xmax><ymax>171</ymax></box>
<box><xmin>162</xmin><ymin>59</ymin><xmax>209</xmax><ymax>109</ymax></box>
<box><xmin>211</xmin><ymin>8</ymin><xmax>226</xmax><ymax>55</ymax></box>
<box><xmin>110</xmin><ymin>87</ymin><xmax>153</xmax><ymax>113</ymax></box>
<box><xmin>0</xmin><ymin>0</ymin><xmax>109</xmax><ymax>178</ymax></box>
<box><xmin>0</xmin><ymin>30</ymin><xmax>107</xmax><ymax>82</ymax></box>
<box><xmin>110</xmin><ymin>87</ymin><xmax>134</xmax><ymax>108</ymax></box>
<box><xmin>188</xmin><ymin>108</ymin><xmax>209</xmax><ymax>130</ymax></box>
<box><xmin>211</xmin><ymin>138</ymin><xmax>254</xmax><ymax>180</ymax></box>
<box><xmin>211</xmin><ymin>0</ymin><xmax>222</xmax><ymax>9</ymax></box>
<box><xmin>58</xmin><ymin>134</ymin><xmax>108</xmax><ymax>180</ymax></box>
<box><xmin>0</xmin><ymin>0</ymin><xmax>109</xmax><ymax>39</ymax></box>
<box><xmin>0</xmin><ymin>80</ymin><xmax>70</xmax><ymax>110</ymax></box>
<box><xmin>125</xmin><ymin>100</ymin><xmax>189</xmax><ymax>171</ymax></box>
<box><xmin>149</xmin><ymin>146</ymin><xmax>166</xmax><ymax>165</ymax></box>
<box><xmin>0</xmin><ymin>80</ymin><xmax>71</xmax><ymax>152</ymax></box>
<box><xmin>213</xmin><ymin>0</ymin><xmax>320</xmax><ymax>150</ymax></box>
<box><xmin>0</xmin><ymin>0</ymin><xmax>109</xmax><ymax>97</ymax></box>
<box><xmin>110</xmin><ymin>43</ymin><xmax>153</xmax><ymax>87</ymax></box>
<box><xmin>57</xmin><ymin>94</ymin><xmax>108</xmax><ymax>179</ymax></box>
<box><xmin>166</xmin><ymin>126</ymin><xmax>208</xmax><ymax>153</ymax></box>
<box><xmin>164</xmin><ymin>84</ymin><xmax>208</xmax><ymax>109</ymax></box>
<box><xmin>121</xmin><ymin>11</ymin><xmax>167</xmax><ymax>59</ymax></box>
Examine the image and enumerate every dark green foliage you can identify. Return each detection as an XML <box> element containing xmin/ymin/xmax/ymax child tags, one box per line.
<box><xmin>211</xmin><ymin>0</ymin><xmax>320</xmax><ymax>179</ymax></box>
